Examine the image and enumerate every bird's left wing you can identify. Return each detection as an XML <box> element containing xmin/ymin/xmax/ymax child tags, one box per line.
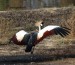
<box><xmin>37</xmin><ymin>25</ymin><xmax>70</xmax><ymax>40</ymax></box>
<box><xmin>16</xmin><ymin>30</ymin><xmax>29</xmax><ymax>42</ymax></box>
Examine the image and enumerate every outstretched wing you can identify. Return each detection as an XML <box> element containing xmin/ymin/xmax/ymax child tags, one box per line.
<box><xmin>37</xmin><ymin>25</ymin><xmax>70</xmax><ymax>40</ymax></box>
<box><xmin>9</xmin><ymin>30</ymin><xmax>29</xmax><ymax>44</ymax></box>
<box><xmin>16</xmin><ymin>30</ymin><xmax>29</xmax><ymax>42</ymax></box>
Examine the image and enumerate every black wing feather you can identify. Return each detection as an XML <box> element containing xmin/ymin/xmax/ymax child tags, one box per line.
<box><xmin>58</xmin><ymin>28</ymin><xmax>69</xmax><ymax>36</ymax></box>
<box><xmin>62</xmin><ymin>28</ymin><xmax>70</xmax><ymax>34</ymax></box>
<box><xmin>54</xmin><ymin>29</ymin><xmax>58</xmax><ymax>35</ymax></box>
<box><xmin>63</xmin><ymin>27</ymin><xmax>70</xmax><ymax>30</ymax></box>
<box><xmin>55</xmin><ymin>28</ymin><xmax>65</xmax><ymax>37</ymax></box>
<box><xmin>54</xmin><ymin>27</ymin><xmax>70</xmax><ymax>37</ymax></box>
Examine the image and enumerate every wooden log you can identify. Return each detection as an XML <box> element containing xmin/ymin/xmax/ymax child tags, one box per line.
<box><xmin>0</xmin><ymin>54</ymin><xmax>75</xmax><ymax>63</ymax></box>
<box><xmin>0</xmin><ymin>44</ymin><xmax>75</xmax><ymax>63</ymax></box>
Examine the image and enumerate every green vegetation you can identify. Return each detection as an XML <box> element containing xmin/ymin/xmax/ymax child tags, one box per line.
<box><xmin>0</xmin><ymin>0</ymin><xmax>75</xmax><ymax>11</ymax></box>
<box><xmin>0</xmin><ymin>0</ymin><xmax>9</xmax><ymax>10</ymax></box>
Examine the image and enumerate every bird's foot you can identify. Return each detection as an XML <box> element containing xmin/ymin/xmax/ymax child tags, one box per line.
<box><xmin>31</xmin><ymin>51</ymin><xmax>33</xmax><ymax>54</ymax></box>
<box><xmin>31</xmin><ymin>46</ymin><xmax>34</xmax><ymax>54</ymax></box>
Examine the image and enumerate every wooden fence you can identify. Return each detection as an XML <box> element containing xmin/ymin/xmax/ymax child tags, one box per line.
<box><xmin>9</xmin><ymin>0</ymin><xmax>74</xmax><ymax>9</ymax></box>
<box><xmin>0</xmin><ymin>0</ymin><xmax>74</xmax><ymax>10</ymax></box>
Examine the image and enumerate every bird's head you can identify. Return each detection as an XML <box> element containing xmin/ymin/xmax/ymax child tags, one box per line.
<box><xmin>35</xmin><ymin>20</ymin><xmax>44</xmax><ymax>30</ymax></box>
<box><xmin>40</xmin><ymin>21</ymin><xmax>44</xmax><ymax>29</ymax></box>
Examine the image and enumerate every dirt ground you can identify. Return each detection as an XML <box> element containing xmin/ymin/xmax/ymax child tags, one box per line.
<box><xmin>0</xmin><ymin>44</ymin><xmax>75</xmax><ymax>65</ymax></box>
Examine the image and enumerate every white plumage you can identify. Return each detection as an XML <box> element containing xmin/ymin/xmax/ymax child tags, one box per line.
<box><xmin>37</xmin><ymin>25</ymin><xmax>60</xmax><ymax>39</ymax></box>
<box><xmin>16</xmin><ymin>30</ymin><xmax>28</xmax><ymax>42</ymax></box>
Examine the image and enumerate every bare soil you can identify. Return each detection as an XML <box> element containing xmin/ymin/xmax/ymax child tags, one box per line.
<box><xmin>0</xmin><ymin>41</ymin><xmax>75</xmax><ymax>65</ymax></box>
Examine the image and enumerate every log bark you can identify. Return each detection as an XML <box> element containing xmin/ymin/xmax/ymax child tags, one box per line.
<box><xmin>0</xmin><ymin>44</ymin><xmax>75</xmax><ymax>63</ymax></box>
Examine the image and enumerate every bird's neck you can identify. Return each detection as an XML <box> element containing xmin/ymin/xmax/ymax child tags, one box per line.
<box><xmin>39</xmin><ymin>25</ymin><xmax>43</xmax><ymax>31</ymax></box>
<box><xmin>39</xmin><ymin>25</ymin><xmax>41</xmax><ymax>31</ymax></box>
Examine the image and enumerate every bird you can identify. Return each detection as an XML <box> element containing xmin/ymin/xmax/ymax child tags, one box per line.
<box><xmin>9</xmin><ymin>25</ymin><xmax>70</xmax><ymax>54</ymax></box>
<box><xmin>35</xmin><ymin>20</ymin><xmax>44</xmax><ymax>31</ymax></box>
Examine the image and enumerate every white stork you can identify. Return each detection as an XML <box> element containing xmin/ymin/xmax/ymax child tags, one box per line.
<box><xmin>9</xmin><ymin>25</ymin><xmax>70</xmax><ymax>54</ymax></box>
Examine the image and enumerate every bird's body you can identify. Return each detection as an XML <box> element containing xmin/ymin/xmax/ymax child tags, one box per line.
<box><xmin>9</xmin><ymin>25</ymin><xmax>70</xmax><ymax>54</ymax></box>
<box><xmin>10</xmin><ymin>30</ymin><xmax>37</xmax><ymax>45</ymax></box>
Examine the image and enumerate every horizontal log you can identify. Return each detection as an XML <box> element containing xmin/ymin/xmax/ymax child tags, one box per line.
<box><xmin>0</xmin><ymin>52</ymin><xmax>75</xmax><ymax>63</ymax></box>
<box><xmin>0</xmin><ymin>54</ymin><xmax>75</xmax><ymax>63</ymax></box>
<box><xmin>0</xmin><ymin>44</ymin><xmax>75</xmax><ymax>63</ymax></box>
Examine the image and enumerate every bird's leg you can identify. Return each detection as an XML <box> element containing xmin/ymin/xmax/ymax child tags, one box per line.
<box><xmin>31</xmin><ymin>46</ymin><xmax>35</xmax><ymax>54</ymax></box>
<box><xmin>25</xmin><ymin>34</ymin><xmax>34</xmax><ymax>53</ymax></box>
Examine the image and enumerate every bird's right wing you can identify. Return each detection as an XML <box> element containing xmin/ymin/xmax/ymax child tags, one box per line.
<box><xmin>37</xmin><ymin>25</ymin><xmax>70</xmax><ymax>40</ymax></box>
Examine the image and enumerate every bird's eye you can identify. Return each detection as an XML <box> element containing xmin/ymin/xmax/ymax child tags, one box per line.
<box><xmin>40</xmin><ymin>24</ymin><xmax>43</xmax><ymax>26</ymax></box>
